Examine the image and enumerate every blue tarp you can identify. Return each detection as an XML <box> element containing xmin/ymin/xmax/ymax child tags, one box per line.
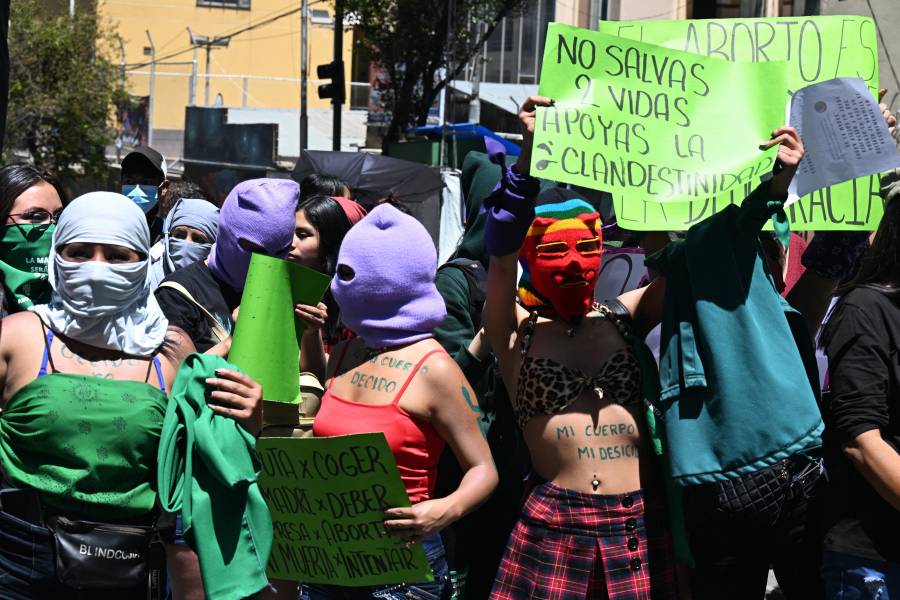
<box><xmin>408</xmin><ymin>123</ymin><xmax>521</xmax><ymax>156</ymax></box>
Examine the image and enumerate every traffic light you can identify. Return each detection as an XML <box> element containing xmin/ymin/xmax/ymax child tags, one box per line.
<box><xmin>317</xmin><ymin>61</ymin><xmax>345</xmax><ymax>104</ymax></box>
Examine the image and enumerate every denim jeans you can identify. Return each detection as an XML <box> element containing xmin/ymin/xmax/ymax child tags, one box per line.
<box><xmin>301</xmin><ymin>534</ymin><xmax>449</xmax><ymax>600</ymax></box>
<box><xmin>823</xmin><ymin>551</ymin><xmax>900</xmax><ymax>599</ymax></box>
<box><xmin>0</xmin><ymin>508</ymin><xmax>147</xmax><ymax>599</ymax></box>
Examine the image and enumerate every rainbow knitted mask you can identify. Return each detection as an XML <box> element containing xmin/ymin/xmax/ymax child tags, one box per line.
<box><xmin>518</xmin><ymin>199</ymin><xmax>602</xmax><ymax>321</ymax></box>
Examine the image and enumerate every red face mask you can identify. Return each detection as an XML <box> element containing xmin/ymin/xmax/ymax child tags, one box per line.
<box><xmin>520</xmin><ymin>212</ymin><xmax>602</xmax><ymax>321</ymax></box>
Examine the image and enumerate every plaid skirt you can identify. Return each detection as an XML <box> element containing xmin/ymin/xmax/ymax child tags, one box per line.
<box><xmin>490</xmin><ymin>482</ymin><xmax>677</xmax><ymax>600</ymax></box>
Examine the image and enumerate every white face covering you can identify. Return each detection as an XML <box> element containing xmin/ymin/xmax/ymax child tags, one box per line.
<box><xmin>167</xmin><ymin>238</ymin><xmax>211</xmax><ymax>271</ymax></box>
<box><xmin>34</xmin><ymin>192</ymin><xmax>169</xmax><ymax>356</ymax></box>
<box><xmin>162</xmin><ymin>198</ymin><xmax>218</xmax><ymax>274</ymax></box>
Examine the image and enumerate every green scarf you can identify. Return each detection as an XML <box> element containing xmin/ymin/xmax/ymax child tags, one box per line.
<box><xmin>157</xmin><ymin>353</ymin><xmax>273</xmax><ymax>600</ymax></box>
<box><xmin>0</xmin><ymin>223</ymin><xmax>54</xmax><ymax>311</ymax></box>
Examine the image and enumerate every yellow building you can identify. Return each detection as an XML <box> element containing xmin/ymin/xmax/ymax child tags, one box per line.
<box><xmin>100</xmin><ymin>0</ymin><xmax>353</xmax><ymax>133</ymax></box>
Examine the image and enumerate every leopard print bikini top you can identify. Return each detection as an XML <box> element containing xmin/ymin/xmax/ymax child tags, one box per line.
<box><xmin>514</xmin><ymin>307</ymin><xmax>642</xmax><ymax>430</ymax></box>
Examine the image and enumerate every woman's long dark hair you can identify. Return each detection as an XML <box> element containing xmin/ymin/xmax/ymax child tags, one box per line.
<box><xmin>297</xmin><ymin>194</ymin><xmax>353</xmax><ymax>345</ymax></box>
<box><xmin>836</xmin><ymin>196</ymin><xmax>900</xmax><ymax>298</ymax></box>
<box><xmin>822</xmin><ymin>195</ymin><xmax>900</xmax><ymax>347</ymax></box>
<box><xmin>299</xmin><ymin>174</ymin><xmax>348</xmax><ymax>203</ymax></box>
<box><xmin>0</xmin><ymin>164</ymin><xmax>68</xmax><ymax>223</ymax></box>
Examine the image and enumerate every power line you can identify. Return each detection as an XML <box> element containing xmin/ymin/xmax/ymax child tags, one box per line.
<box><xmin>127</xmin><ymin>1</ymin><xmax>325</xmax><ymax>71</ymax></box>
<box><xmin>229</xmin><ymin>30</ymin><xmax>296</xmax><ymax>43</ymax></box>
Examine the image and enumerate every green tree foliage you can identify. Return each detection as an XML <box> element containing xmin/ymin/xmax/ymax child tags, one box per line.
<box><xmin>4</xmin><ymin>0</ymin><xmax>124</xmax><ymax>179</ymax></box>
<box><xmin>345</xmin><ymin>0</ymin><xmax>527</xmax><ymax>145</ymax></box>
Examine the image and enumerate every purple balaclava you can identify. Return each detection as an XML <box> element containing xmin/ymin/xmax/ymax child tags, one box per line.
<box><xmin>207</xmin><ymin>178</ymin><xmax>299</xmax><ymax>290</ymax></box>
<box><xmin>331</xmin><ymin>203</ymin><xmax>446</xmax><ymax>348</ymax></box>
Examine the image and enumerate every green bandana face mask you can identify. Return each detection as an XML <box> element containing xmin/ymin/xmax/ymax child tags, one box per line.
<box><xmin>0</xmin><ymin>223</ymin><xmax>55</xmax><ymax>311</ymax></box>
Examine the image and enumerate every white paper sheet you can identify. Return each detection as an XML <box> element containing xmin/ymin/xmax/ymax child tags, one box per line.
<box><xmin>787</xmin><ymin>77</ymin><xmax>900</xmax><ymax>202</ymax></box>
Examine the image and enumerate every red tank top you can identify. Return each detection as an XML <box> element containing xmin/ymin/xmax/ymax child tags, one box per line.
<box><xmin>312</xmin><ymin>346</ymin><xmax>446</xmax><ymax>504</ymax></box>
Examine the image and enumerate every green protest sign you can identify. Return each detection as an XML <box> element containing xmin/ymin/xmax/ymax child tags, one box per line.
<box><xmin>612</xmin><ymin>173</ymin><xmax>884</xmax><ymax>231</ymax></box>
<box><xmin>531</xmin><ymin>24</ymin><xmax>788</xmax><ymax>205</ymax></box>
<box><xmin>257</xmin><ymin>434</ymin><xmax>433</xmax><ymax>586</ymax></box>
<box><xmin>600</xmin><ymin>16</ymin><xmax>877</xmax><ymax>94</ymax></box>
<box><xmin>230</xmin><ymin>253</ymin><xmax>332</xmax><ymax>404</ymax></box>
<box><xmin>600</xmin><ymin>16</ymin><xmax>882</xmax><ymax>230</ymax></box>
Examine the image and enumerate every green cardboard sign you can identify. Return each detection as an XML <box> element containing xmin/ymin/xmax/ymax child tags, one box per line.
<box><xmin>229</xmin><ymin>253</ymin><xmax>332</xmax><ymax>404</ymax></box>
<box><xmin>600</xmin><ymin>16</ymin><xmax>882</xmax><ymax>230</ymax></box>
<box><xmin>612</xmin><ymin>173</ymin><xmax>883</xmax><ymax>231</ymax></box>
<box><xmin>257</xmin><ymin>434</ymin><xmax>433</xmax><ymax>586</ymax></box>
<box><xmin>532</xmin><ymin>24</ymin><xmax>788</xmax><ymax>205</ymax></box>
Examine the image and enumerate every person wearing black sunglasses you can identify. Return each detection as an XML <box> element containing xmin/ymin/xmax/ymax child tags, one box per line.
<box><xmin>0</xmin><ymin>164</ymin><xmax>68</xmax><ymax>316</ymax></box>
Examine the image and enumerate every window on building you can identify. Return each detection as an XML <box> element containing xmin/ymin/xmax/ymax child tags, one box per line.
<box><xmin>691</xmin><ymin>0</ymin><xmax>796</xmax><ymax>17</ymax></box>
<box><xmin>310</xmin><ymin>8</ymin><xmax>332</xmax><ymax>24</ymax></box>
<box><xmin>197</xmin><ymin>0</ymin><xmax>250</xmax><ymax>9</ymax></box>
<box><xmin>470</xmin><ymin>0</ymin><xmax>555</xmax><ymax>85</ymax></box>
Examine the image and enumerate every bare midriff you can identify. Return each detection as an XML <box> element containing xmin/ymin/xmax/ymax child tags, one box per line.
<box><xmin>522</xmin><ymin>391</ymin><xmax>655</xmax><ymax>495</ymax></box>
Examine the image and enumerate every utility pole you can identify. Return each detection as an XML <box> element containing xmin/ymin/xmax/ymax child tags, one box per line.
<box><xmin>468</xmin><ymin>56</ymin><xmax>481</xmax><ymax>124</ymax></box>
<box><xmin>115</xmin><ymin>35</ymin><xmax>126</xmax><ymax>162</ymax></box>
<box><xmin>146</xmin><ymin>30</ymin><xmax>156</xmax><ymax>147</ymax></box>
<box><xmin>468</xmin><ymin>21</ymin><xmax>482</xmax><ymax>124</ymax></box>
<box><xmin>187</xmin><ymin>29</ymin><xmax>231</xmax><ymax>107</ymax></box>
<box><xmin>332</xmin><ymin>0</ymin><xmax>343</xmax><ymax>152</ymax></box>
<box><xmin>300</xmin><ymin>0</ymin><xmax>309</xmax><ymax>152</ymax></box>
<box><xmin>189</xmin><ymin>45</ymin><xmax>198</xmax><ymax>106</ymax></box>
<box><xmin>117</xmin><ymin>36</ymin><xmax>126</xmax><ymax>89</ymax></box>
<box><xmin>204</xmin><ymin>45</ymin><xmax>212</xmax><ymax>106</ymax></box>
<box><xmin>439</xmin><ymin>0</ymin><xmax>454</xmax><ymax>168</ymax></box>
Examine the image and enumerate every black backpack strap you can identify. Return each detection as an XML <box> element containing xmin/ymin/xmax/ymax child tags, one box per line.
<box><xmin>439</xmin><ymin>258</ymin><xmax>488</xmax><ymax>328</ymax></box>
<box><xmin>599</xmin><ymin>299</ymin><xmax>635</xmax><ymax>341</ymax></box>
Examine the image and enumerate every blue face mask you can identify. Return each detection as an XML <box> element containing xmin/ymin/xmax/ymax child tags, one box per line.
<box><xmin>167</xmin><ymin>238</ymin><xmax>211</xmax><ymax>272</ymax></box>
<box><xmin>122</xmin><ymin>184</ymin><xmax>159</xmax><ymax>213</ymax></box>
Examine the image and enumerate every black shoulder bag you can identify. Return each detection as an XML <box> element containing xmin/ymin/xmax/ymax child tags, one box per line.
<box><xmin>46</xmin><ymin>510</ymin><xmax>169</xmax><ymax>595</ymax></box>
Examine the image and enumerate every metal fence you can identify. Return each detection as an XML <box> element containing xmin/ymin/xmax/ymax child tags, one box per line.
<box><xmin>126</xmin><ymin>69</ymin><xmax>371</xmax><ymax>131</ymax></box>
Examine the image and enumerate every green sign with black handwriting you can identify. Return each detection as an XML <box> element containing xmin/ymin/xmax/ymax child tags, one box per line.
<box><xmin>532</xmin><ymin>24</ymin><xmax>788</xmax><ymax>206</ymax></box>
<box><xmin>600</xmin><ymin>16</ymin><xmax>883</xmax><ymax>230</ymax></box>
<box><xmin>257</xmin><ymin>434</ymin><xmax>433</xmax><ymax>586</ymax></box>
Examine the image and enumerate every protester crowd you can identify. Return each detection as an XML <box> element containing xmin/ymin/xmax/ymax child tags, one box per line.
<box><xmin>0</xmin><ymin>70</ymin><xmax>896</xmax><ymax>600</ymax></box>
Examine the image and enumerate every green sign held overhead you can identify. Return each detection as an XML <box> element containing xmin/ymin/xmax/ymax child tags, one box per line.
<box><xmin>612</xmin><ymin>173</ymin><xmax>883</xmax><ymax>231</ymax></box>
<box><xmin>600</xmin><ymin>16</ymin><xmax>878</xmax><ymax>94</ymax></box>
<box><xmin>600</xmin><ymin>16</ymin><xmax>883</xmax><ymax>231</ymax></box>
<box><xmin>532</xmin><ymin>24</ymin><xmax>788</xmax><ymax>205</ymax></box>
<box><xmin>257</xmin><ymin>434</ymin><xmax>433</xmax><ymax>586</ymax></box>
<box><xmin>229</xmin><ymin>254</ymin><xmax>332</xmax><ymax>404</ymax></box>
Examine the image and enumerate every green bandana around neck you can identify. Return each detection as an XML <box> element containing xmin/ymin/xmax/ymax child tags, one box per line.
<box><xmin>0</xmin><ymin>223</ymin><xmax>55</xmax><ymax>311</ymax></box>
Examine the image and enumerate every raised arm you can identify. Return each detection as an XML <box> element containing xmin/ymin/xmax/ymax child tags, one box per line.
<box><xmin>484</xmin><ymin>253</ymin><xmax>521</xmax><ymax>367</ymax></box>
<box><xmin>616</xmin><ymin>277</ymin><xmax>666</xmax><ymax>339</ymax></box>
<box><xmin>483</xmin><ymin>96</ymin><xmax>549</xmax><ymax>375</ymax></box>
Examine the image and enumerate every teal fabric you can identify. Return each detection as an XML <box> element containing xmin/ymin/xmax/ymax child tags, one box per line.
<box><xmin>617</xmin><ymin>313</ymin><xmax>693</xmax><ymax>566</ymax></box>
<box><xmin>772</xmin><ymin>210</ymin><xmax>791</xmax><ymax>251</ymax></box>
<box><xmin>156</xmin><ymin>353</ymin><xmax>273</xmax><ymax>600</ymax></box>
<box><xmin>646</xmin><ymin>182</ymin><xmax>823</xmax><ymax>487</ymax></box>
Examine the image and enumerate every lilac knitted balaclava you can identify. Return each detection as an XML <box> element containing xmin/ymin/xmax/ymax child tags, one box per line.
<box><xmin>331</xmin><ymin>204</ymin><xmax>446</xmax><ymax>348</ymax></box>
<box><xmin>207</xmin><ymin>178</ymin><xmax>299</xmax><ymax>290</ymax></box>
